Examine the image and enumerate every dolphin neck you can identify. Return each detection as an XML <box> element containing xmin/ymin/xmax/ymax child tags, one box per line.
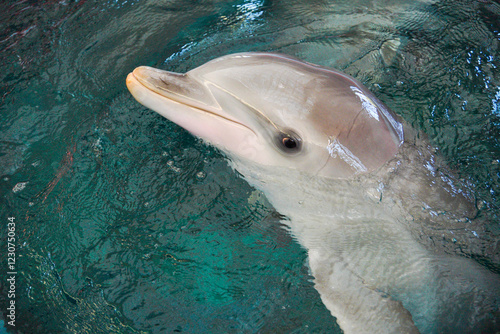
<box><xmin>228</xmin><ymin>156</ymin><xmax>387</xmax><ymax>221</ymax></box>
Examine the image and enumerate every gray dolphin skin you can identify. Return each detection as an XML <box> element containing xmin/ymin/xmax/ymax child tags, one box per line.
<box><xmin>127</xmin><ymin>53</ymin><xmax>499</xmax><ymax>333</ymax></box>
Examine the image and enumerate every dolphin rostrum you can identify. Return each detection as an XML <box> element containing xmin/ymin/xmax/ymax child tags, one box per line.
<box><xmin>126</xmin><ymin>53</ymin><xmax>499</xmax><ymax>333</ymax></box>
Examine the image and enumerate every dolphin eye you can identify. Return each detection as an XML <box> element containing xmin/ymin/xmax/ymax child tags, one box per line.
<box><xmin>282</xmin><ymin>137</ymin><xmax>297</xmax><ymax>149</ymax></box>
<box><xmin>278</xmin><ymin>131</ymin><xmax>301</xmax><ymax>153</ymax></box>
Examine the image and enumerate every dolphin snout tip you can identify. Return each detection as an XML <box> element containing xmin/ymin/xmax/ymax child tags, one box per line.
<box><xmin>126</xmin><ymin>70</ymin><xmax>140</xmax><ymax>90</ymax></box>
<box><xmin>127</xmin><ymin>66</ymin><xmax>155</xmax><ymax>87</ymax></box>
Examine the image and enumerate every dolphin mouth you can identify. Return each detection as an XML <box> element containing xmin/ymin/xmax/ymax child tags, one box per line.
<box><xmin>126</xmin><ymin>67</ymin><xmax>256</xmax><ymax>135</ymax></box>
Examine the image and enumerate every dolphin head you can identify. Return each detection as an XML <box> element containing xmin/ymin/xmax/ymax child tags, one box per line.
<box><xmin>126</xmin><ymin>53</ymin><xmax>403</xmax><ymax>178</ymax></box>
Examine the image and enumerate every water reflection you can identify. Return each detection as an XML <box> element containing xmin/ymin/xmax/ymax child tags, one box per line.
<box><xmin>493</xmin><ymin>88</ymin><xmax>500</xmax><ymax>117</ymax></box>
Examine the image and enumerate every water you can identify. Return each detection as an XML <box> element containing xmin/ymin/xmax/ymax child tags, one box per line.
<box><xmin>0</xmin><ymin>0</ymin><xmax>498</xmax><ymax>333</ymax></box>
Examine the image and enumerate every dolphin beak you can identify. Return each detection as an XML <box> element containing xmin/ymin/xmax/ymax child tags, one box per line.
<box><xmin>126</xmin><ymin>66</ymin><xmax>257</xmax><ymax>150</ymax></box>
<box><xmin>128</xmin><ymin>66</ymin><xmax>219</xmax><ymax>112</ymax></box>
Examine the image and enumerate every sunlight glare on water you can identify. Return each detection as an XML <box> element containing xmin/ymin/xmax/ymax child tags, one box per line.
<box><xmin>0</xmin><ymin>0</ymin><xmax>499</xmax><ymax>333</ymax></box>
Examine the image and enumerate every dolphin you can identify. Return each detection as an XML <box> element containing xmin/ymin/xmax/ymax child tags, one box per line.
<box><xmin>126</xmin><ymin>52</ymin><xmax>499</xmax><ymax>333</ymax></box>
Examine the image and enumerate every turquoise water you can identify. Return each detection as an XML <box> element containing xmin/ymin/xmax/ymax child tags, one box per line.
<box><xmin>0</xmin><ymin>0</ymin><xmax>499</xmax><ymax>333</ymax></box>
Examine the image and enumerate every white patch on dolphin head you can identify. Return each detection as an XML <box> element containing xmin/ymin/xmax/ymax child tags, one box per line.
<box><xmin>350</xmin><ymin>86</ymin><xmax>380</xmax><ymax>121</ymax></box>
<box><xmin>327</xmin><ymin>137</ymin><xmax>367</xmax><ymax>174</ymax></box>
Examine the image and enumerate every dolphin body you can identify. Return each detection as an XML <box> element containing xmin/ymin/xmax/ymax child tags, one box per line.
<box><xmin>126</xmin><ymin>53</ymin><xmax>499</xmax><ymax>333</ymax></box>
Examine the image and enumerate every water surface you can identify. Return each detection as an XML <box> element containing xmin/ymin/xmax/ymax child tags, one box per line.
<box><xmin>0</xmin><ymin>0</ymin><xmax>499</xmax><ymax>333</ymax></box>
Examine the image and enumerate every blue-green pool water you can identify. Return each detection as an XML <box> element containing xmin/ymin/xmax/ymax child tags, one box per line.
<box><xmin>0</xmin><ymin>0</ymin><xmax>499</xmax><ymax>333</ymax></box>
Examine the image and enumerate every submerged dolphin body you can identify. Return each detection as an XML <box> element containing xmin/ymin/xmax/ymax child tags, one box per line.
<box><xmin>127</xmin><ymin>53</ymin><xmax>499</xmax><ymax>333</ymax></box>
